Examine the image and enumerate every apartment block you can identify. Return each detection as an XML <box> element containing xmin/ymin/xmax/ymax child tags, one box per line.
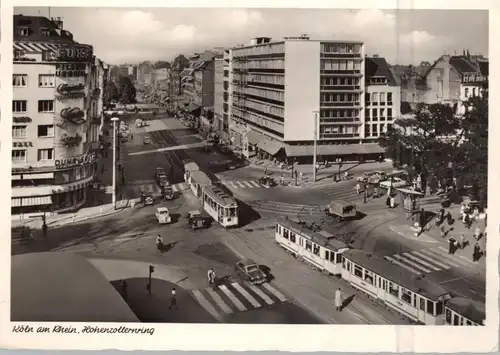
<box><xmin>213</xmin><ymin>57</ymin><xmax>225</xmax><ymax>131</ymax></box>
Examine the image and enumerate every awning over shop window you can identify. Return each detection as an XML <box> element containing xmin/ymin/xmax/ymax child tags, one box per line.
<box><xmin>12</xmin><ymin>196</ymin><xmax>52</xmax><ymax>207</ymax></box>
<box><xmin>257</xmin><ymin>138</ymin><xmax>284</xmax><ymax>156</ymax></box>
<box><xmin>285</xmin><ymin>143</ymin><xmax>385</xmax><ymax>157</ymax></box>
<box><xmin>245</xmin><ymin>130</ymin><xmax>261</xmax><ymax>146</ymax></box>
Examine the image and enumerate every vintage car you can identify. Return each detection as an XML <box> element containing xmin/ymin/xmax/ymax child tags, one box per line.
<box><xmin>187</xmin><ymin>210</ymin><xmax>212</xmax><ymax>229</ymax></box>
<box><xmin>143</xmin><ymin>136</ymin><xmax>151</xmax><ymax>145</ymax></box>
<box><xmin>356</xmin><ymin>172</ymin><xmax>377</xmax><ymax>183</ymax></box>
<box><xmin>162</xmin><ymin>185</ymin><xmax>174</xmax><ymax>200</ymax></box>
<box><xmin>258</xmin><ymin>175</ymin><xmax>276</xmax><ymax>188</ymax></box>
<box><xmin>380</xmin><ymin>177</ymin><xmax>407</xmax><ymax>189</ymax></box>
<box><xmin>324</xmin><ymin>200</ymin><xmax>357</xmax><ymax>221</ymax></box>
<box><xmin>155</xmin><ymin>207</ymin><xmax>172</xmax><ymax>224</ymax></box>
<box><xmin>154</xmin><ymin>167</ymin><xmax>169</xmax><ymax>186</ymax></box>
<box><xmin>235</xmin><ymin>259</ymin><xmax>267</xmax><ymax>285</ymax></box>
<box><xmin>144</xmin><ymin>193</ymin><xmax>154</xmax><ymax>205</ymax></box>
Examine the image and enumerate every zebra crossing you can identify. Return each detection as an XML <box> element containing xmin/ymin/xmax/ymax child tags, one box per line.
<box><xmin>384</xmin><ymin>246</ymin><xmax>476</xmax><ymax>276</ymax></box>
<box><xmin>222</xmin><ymin>180</ymin><xmax>269</xmax><ymax>189</ymax></box>
<box><xmin>127</xmin><ymin>180</ymin><xmax>188</xmax><ymax>195</ymax></box>
<box><xmin>191</xmin><ymin>281</ymin><xmax>288</xmax><ymax>322</ymax></box>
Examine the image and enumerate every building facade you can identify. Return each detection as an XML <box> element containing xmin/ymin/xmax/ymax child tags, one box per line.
<box><xmin>213</xmin><ymin>57</ymin><xmax>225</xmax><ymax>131</ymax></box>
<box><xmin>12</xmin><ymin>15</ymin><xmax>104</xmax><ymax>217</ymax></box>
<box><xmin>229</xmin><ymin>36</ymin><xmax>383</xmax><ymax>160</ymax></box>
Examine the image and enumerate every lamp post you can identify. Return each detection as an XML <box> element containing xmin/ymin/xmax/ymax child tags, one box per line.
<box><xmin>111</xmin><ymin>116</ymin><xmax>119</xmax><ymax>209</ymax></box>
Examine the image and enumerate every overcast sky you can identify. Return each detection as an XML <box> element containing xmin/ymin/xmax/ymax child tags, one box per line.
<box><xmin>15</xmin><ymin>7</ymin><xmax>488</xmax><ymax>65</ymax></box>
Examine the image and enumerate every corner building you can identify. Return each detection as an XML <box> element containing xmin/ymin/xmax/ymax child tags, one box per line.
<box><xmin>12</xmin><ymin>15</ymin><xmax>101</xmax><ymax>217</ymax></box>
<box><xmin>230</xmin><ymin>36</ymin><xmax>384</xmax><ymax>161</ymax></box>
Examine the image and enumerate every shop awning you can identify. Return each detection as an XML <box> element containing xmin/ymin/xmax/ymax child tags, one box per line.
<box><xmin>285</xmin><ymin>143</ymin><xmax>385</xmax><ymax>157</ymax></box>
<box><xmin>246</xmin><ymin>130</ymin><xmax>261</xmax><ymax>146</ymax></box>
<box><xmin>257</xmin><ymin>138</ymin><xmax>284</xmax><ymax>156</ymax></box>
<box><xmin>12</xmin><ymin>196</ymin><xmax>52</xmax><ymax>207</ymax></box>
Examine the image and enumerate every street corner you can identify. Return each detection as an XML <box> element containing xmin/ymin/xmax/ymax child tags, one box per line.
<box><xmin>388</xmin><ymin>224</ymin><xmax>439</xmax><ymax>243</ymax></box>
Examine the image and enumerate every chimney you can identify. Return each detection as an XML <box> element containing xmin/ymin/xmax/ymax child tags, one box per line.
<box><xmin>373</xmin><ymin>54</ymin><xmax>379</xmax><ymax>58</ymax></box>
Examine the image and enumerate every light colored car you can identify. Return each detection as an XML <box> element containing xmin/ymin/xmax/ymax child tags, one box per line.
<box><xmin>235</xmin><ymin>259</ymin><xmax>267</xmax><ymax>285</ymax></box>
<box><xmin>380</xmin><ymin>177</ymin><xmax>407</xmax><ymax>189</ymax></box>
<box><xmin>155</xmin><ymin>207</ymin><xmax>172</xmax><ymax>224</ymax></box>
<box><xmin>356</xmin><ymin>172</ymin><xmax>376</xmax><ymax>182</ymax></box>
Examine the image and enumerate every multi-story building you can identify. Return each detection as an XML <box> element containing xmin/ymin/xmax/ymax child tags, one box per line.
<box><xmin>213</xmin><ymin>57</ymin><xmax>225</xmax><ymax>131</ymax></box>
<box><xmin>230</xmin><ymin>36</ymin><xmax>383</xmax><ymax>161</ymax></box>
<box><xmin>222</xmin><ymin>49</ymin><xmax>232</xmax><ymax>134</ymax></box>
<box><xmin>12</xmin><ymin>15</ymin><xmax>104</xmax><ymax>217</ymax></box>
<box><xmin>167</xmin><ymin>55</ymin><xmax>189</xmax><ymax>113</ymax></box>
<box><xmin>363</xmin><ymin>56</ymin><xmax>400</xmax><ymax>142</ymax></box>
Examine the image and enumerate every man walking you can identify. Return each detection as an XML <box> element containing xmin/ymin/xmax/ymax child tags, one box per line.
<box><xmin>169</xmin><ymin>287</ymin><xmax>178</xmax><ymax>310</ymax></box>
<box><xmin>207</xmin><ymin>268</ymin><xmax>216</xmax><ymax>285</ymax></box>
<box><xmin>334</xmin><ymin>288</ymin><xmax>343</xmax><ymax>311</ymax></box>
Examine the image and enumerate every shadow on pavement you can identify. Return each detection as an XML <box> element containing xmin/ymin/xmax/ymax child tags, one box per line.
<box><xmin>111</xmin><ymin>278</ymin><xmax>216</xmax><ymax>323</ymax></box>
<box><xmin>236</xmin><ymin>199</ymin><xmax>262</xmax><ymax>228</ymax></box>
<box><xmin>193</xmin><ymin>242</ymin><xmax>240</xmax><ymax>266</ymax></box>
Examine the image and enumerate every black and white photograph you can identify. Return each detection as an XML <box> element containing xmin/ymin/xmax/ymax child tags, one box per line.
<box><xmin>2</xmin><ymin>1</ymin><xmax>498</xmax><ymax>352</ymax></box>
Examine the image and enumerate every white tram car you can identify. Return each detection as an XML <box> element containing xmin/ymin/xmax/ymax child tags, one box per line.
<box><xmin>444</xmin><ymin>297</ymin><xmax>485</xmax><ymax>326</ymax></box>
<box><xmin>341</xmin><ymin>250</ymin><xmax>452</xmax><ymax>325</ymax></box>
<box><xmin>275</xmin><ymin>217</ymin><xmax>349</xmax><ymax>276</ymax></box>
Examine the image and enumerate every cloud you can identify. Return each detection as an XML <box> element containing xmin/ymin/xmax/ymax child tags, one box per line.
<box><xmin>29</xmin><ymin>7</ymin><xmax>485</xmax><ymax>65</ymax></box>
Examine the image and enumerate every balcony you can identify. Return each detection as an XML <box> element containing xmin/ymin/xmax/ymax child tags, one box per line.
<box><xmin>320</xmin><ymin>101</ymin><xmax>361</xmax><ymax>107</ymax></box>
<box><xmin>320</xmin><ymin>70</ymin><xmax>362</xmax><ymax>76</ymax></box>
<box><xmin>60</xmin><ymin>107</ymin><xmax>85</xmax><ymax>125</ymax></box>
<box><xmin>13</xmin><ymin>116</ymin><xmax>32</xmax><ymax>124</ymax></box>
<box><xmin>320</xmin><ymin>53</ymin><xmax>363</xmax><ymax>58</ymax></box>
<box><xmin>320</xmin><ymin>85</ymin><xmax>362</xmax><ymax>91</ymax></box>
<box><xmin>60</xmin><ymin>133</ymin><xmax>83</xmax><ymax>147</ymax></box>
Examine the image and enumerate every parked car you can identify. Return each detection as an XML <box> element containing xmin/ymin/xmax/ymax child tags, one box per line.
<box><xmin>235</xmin><ymin>259</ymin><xmax>267</xmax><ymax>285</ymax></box>
<box><xmin>154</xmin><ymin>167</ymin><xmax>169</xmax><ymax>186</ymax></box>
<box><xmin>380</xmin><ymin>177</ymin><xmax>407</xmax><ymax>189</ymax></box>
<box><xmin>155</xmin><ymin>207</ymin><xmax>172</xmax><ymax>224</ymax></box>
<box><xmin>356</xmin><ymin>172</ymin><xmax>377</xmax><ymax>183</ymax></box>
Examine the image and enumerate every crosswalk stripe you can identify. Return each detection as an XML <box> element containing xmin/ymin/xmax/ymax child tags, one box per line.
<box><xmin>231</xmin><ymin>283</ymin><xmax>261</xmax><ymax>308</ymax></box>
<box><xmin>218</xmin><ymin>285</ymin><xmax>247</xmax><ymax>311</ymax></box>
<box><xmin>236</xmin><ymin>181</ymin><xmax>246</xmax><ymax>188</ymax></box>
<box><xmin>402</xmin><ymin>252</ymin><xmax>441</xmax><ymax>271</ymax></box>
<box><xmin>384</xmin><ymin>256</ymin><xmax>422</xmax><ymax>275</ymax></box>
<box><xmin>436</xmin><ymin>246</ymin><xmax>476</xmax><ymax>265</ymax></box>
<box><xmin>242</xmin><ymin>181</ymin><xmax>254</xmax><ymax>188</ymax></box>
<box><xmin>428</xmin><ymin>247</ymin><xmax>472</xmax><ymax>267</ymax></box>
<box><xmin>250</xmin><ymin>181</ymin><xmax>261</xmax><ymax>187</ymax></box>
<box><xmin>206</xmin><ymin>288</ymin><xmax>233</xmax><ymax>314</ymax></box>
<box><xmin>246</xmin><ymin>283</ymin><xmax>274</xmax><ymax>305</ymax></box>
<box><xmin>420</xmin><ymin>249</ymin><xmax>463</xmax><ymax>268</ymax></box>
<box><xmin>412</xmin><ymin>251</ymin><xmax>452</xmax><ymax>270</ymax></box>
<box><xmin>262</xmin><ymin>283</ymin><xmax>287</xmax><ymax>302</ymax></box>
<box><xmin>227</xmin><ymin>181</ymin><xmax>238</xmax><ymax>188</ymax></box>
<box><xmin>171</xmin><ymin>185</ymin><xmax>178</xmax><ymax>192</ymax></box>
<box><xmin>192</xmin><ymin>290</ymin><xmax>222</xmax><ymax>321</ymax></box>
<box><xmin>392</xmin><ymin>254</ymin><xmax>432</xmax><ymax>273</ymax></box>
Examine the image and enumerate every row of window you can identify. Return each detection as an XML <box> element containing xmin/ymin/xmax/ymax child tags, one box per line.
<box><xmin>364</xmin><ymin>123</ymin><xmax>392</xmax><ymax>137</ymax></box>
<box><xmin>320</xmin><ymin>43</ymin><xmax>362</xmax><ymax>55</ymax></box>
<box><xmin>369</xmin><ymin>77</ymin><xmax>388</xmax><ymax>85</ymax></box>
<box><xmin>12</xmin><ymin>124</ymin><xmax>54</xmax><ymax>138</ymax></box>
<box><xmin>203</xmin><ymin>194</ymin><xmax>237</xmax><ymax>217</ymax></box>
<box><xmin>13</xmin><ymin>100</ymin><xmax>54</xmax><ymax>113</ymax></box>
<box><xmin>235</xmin><ymin>59</ymin><xmax>285</xmax><ymax>70</ymax></box>
<box><xmin>464</xmin><ymin>87</ymin><xmax>480</xmax><ymax>98</ymax></box>
<box><xmin>243</xmin><ymin>87</ymin><xmax>284</xmax><ymax>102</ymax></box>
<box><xmin>13</xmin><ymin>74</ymin><xmax>55</xmax><ymax>88</ymax></box>
<box><xmin>320</xmin><ymin>60</ymin><xmax>362</xmax><ymax>71</ymax></box>
<box><xmin>242</xmin><ymin>99</ymin><xmax>284</xmax><ymax>117</ymax></box>
<box><xmin>16</xmin><ymin>27</ymin><xmax>51</xmax><ymax>37</ymax></box>
<box><xmin>12</xmin><ymin>148</ymin><xmax>54</xmax><ymax>162</ymax></box>
<box><xmin>320</xmin><ymin>93</ymin><xmax>361</xmax><ymax>103</ymax></box>
<box><xmin>321</xmin><ymin>77</ymin><xmax>360</xmax><ymax>86</ymax></box>
<box><xmin>233</xmin><ymin>43</ymin><xmax>285</xmax><ymax>57</ymax></box>
<box><xmin>321</xmin><ymin>109</ymin><xmax>360</xmax><ymax>118</ymax></box>
<box><xmin>320</xmin><ymin>125</ymin><xmax>360</xmax><ymax>135</ymax></box>
<box><xmin>232</xmin><ymin>107</ymin><xmax>284</xmax><ymax>134</ymax></box>
<box><xmin>365</xmin><ymin>92</ymin><xmax>394</xmax><ymax>105</ymax></box>
<box><xmin>365</xmin><ymin>108</ymin><xmax>394</xmax><ymax>120</ymax></box>
<box><xmin>445</xmin><ymin>309</ymin><xmax>478</xmax><ymax>326</ymax></box>
<box><xmin>249</xmin><ymin>74</ymin><xmax>285</xmax><ymax>85</ymax></box>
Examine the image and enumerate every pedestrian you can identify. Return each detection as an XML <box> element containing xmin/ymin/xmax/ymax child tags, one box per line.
<box><xmin>264</xmin><ymin>167</ymin><xmax>268</xmax><ymax>175</ymax></box>
<box><xmin>473</xmin><ymin>243</ymin><xmax>480</xmax><ymax>262</ymax></box>
<box><xmin>156</xmin><ymin>235</ymin><xmax>164</xmax><ymax>251</ymax></box>
<box><xmin>169</xmin><ymin>287</ymin><xmax>178</xmax><ymax>310</ymax></box>
<box><xmin>373</xmin><ymin>186</ymin><xmax>379</xmax><ymax>199</ymax></box>
<box><xmin>42</xmin><ymin>222</ymin><xmax>48</xmax><ymax>239</ymax></box>
<box><xmin>440</xmin><ymin>224</ymin><xmax>446</xmax><ymax>238</ymax></box>
<box><xmin>334</xmin><ymin>288</ymin><xmax>343</xmax><ymax>311</ymax></box>
<box><xmin>419</xmin><ymin>208</ymin><xmax>426</xmax><ymax>229</ymax></box>
<box><xmin>207</xmin><ymin>268</ymin><xmax>216</xmax><ymax>285</ymax></box>
<box><xmin>473</xmin><ymin>225</ymin><xmax>481</xmax><ymax>240</ymax></box>
<box><xmin>464</xmin><ymin>213</ymin><xmax>471</xmax><ymax>229</ymax></box>
<box><xmin>439</xmin><ymin>208</ymin><xmax>445</xmax><ymax>224</ymax></box>
<box><xmin>356</xmin><ymin>183</ymin><xmax>361</xmax><ymax>195</ymax></box>
<box><xmin>386</xmin><ymin>195</ymin><xmax>391</xmax><ymax>207</ymax></box>
<box><xmin>363</xmin><ymin>189</ymin><xmax>367</xmax><ymax>204</ymax></box>
<box><xmin>446</xmin><ymin>212</ymin><xmax>453</xmax><ymax>226</ymax></box>
<box><xmin>390</xmin><ymin>196</ymin><xmax>395</xmax><ymax>209</ymax></box>
<box><xmin>460</xmin><ymin>204</ymin><xmax>466</xmax><ymax>219</ymax></box>
<box><xmin>460</xmin><ymin>233</ymin><xmax>465</xmax><ymax>249</ymax></box>
<box><xmin>448</xmin><ymin>238</ymin><xmax>456</xmax><ymax>254</ymax></box>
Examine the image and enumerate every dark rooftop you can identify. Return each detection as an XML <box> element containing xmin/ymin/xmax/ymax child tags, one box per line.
<box><xmin>446</xmin><ymin>297</ymin><xmax>485</xmax><ymax>325</ymax></box>
<box><xmin>449</xmin><ymin>56</ymin><xmax>479</xmax><ymax>74</ymax></box>
<box><xmin>14</xmin><ymin>15</ymin><xmax>77</xmax><ymax>44</ymax></box>
<box><xmin>365</xmin><ymin>57</ymin><xmax>398</xmax><ymax>86</ymax></box>
<box><xmin>478</xmin><ymin>61</ymin><xmax>489</xmax><ymax>77</ymax></box>
<box><xmin>11</xmin><ymin>252</ymin><xmax>139</xmax><ymax>322</ymax></box>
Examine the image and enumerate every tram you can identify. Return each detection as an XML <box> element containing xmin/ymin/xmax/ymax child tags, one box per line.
<box><xmin>341</xmin><ymin>249</ymin><xmax>452</xmax><ymax>325</ymax></box>
<box><xmin>274</xmin><ymin>217</ymin><xmax>349</xmax><ymax>276</ymax></box>
<box><xmin>202</xmin><ymin>185</ymin><xmax>239</xmax><ymax>228</ymax></box>
<box><xmin>444</xmin><ymin>297</ymin><xmax>485</xmax><ymax>326</ymax></box>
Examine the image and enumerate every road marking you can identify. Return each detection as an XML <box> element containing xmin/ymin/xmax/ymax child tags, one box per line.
<box><xmin>236</xmin><ymin>181</ymin><xmax>246</xmax><ymax>188</ymax></box>
<box><xmin>206</xmin><ymin>288</ymin><xmax>233</xmax><ymax>314</ymax></box>
<box><xmin>392</xmin><ymin>254</ymin><xmax>432</xmax><ymax>273</ymax></box>
<box><xmin>402</xmin><ymin>252</ymin><xmax>441</xmax><ymax>271</ymax></box>
<box><xmin>171</xmin><ymin>185</ymin><xmax>178</xmax><ymax>192</ymax></box>
<box><xmin>231</xmin><ymin>283</ymin><xmax>261</xmax><ymax>308</ymax></box>
<box><xmin>242</xmin><ymin>181</ymin><xmax>254</xmax><ymax>188</ymax></box>
<box><xmin>384</xmin><ymin>256</ymin><xmax>421</xmax><ymax>275</ymax></box>
<box><xmin>412</xmin><ymin>251</ymin><xmax>452</xmax><ymax>270</ymax></box>
<box><xmin>192</xmin><ymin>290</ymin><xmax>222</xmax><ymax>322</ymax></box>
<box><xmin>226</xmin><ymin>181</ymin><xmax>238</xmax><ymax>188</ymax></box>
<box><xmin>436</xmin><ymin>246</ymin><xmax>476</xmax><ymax>265</ymax></box>
<box><xmin>249</xmin><ymin>181</ymin><xmax>261</xmax><ymax>187</ymax></box>
<box><xmin>262</xmin><ymin>283</ymin><xmax>287</xmax><ymax>302</ymax></box>
<box><xmin>246</xmin><ymin>283</ymin><xmax>274</xmax><ymax>305</ymax></box>
<box><xmin>218</xmin><ymin>285</ymin><xmax>247</xmax><ymax>311</ymax></box>
<box><xmin>420</xmin><ymin>249</ymin><xmax>463</xmax><ymax>268</ymax></box>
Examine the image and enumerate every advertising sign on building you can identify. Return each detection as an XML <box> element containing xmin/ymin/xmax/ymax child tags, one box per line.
<box><xmin>55</xmin><ymin>152</ymin><xmax>97</xmax><ymax>169</ymax></box>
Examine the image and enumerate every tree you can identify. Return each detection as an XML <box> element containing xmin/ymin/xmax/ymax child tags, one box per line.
<box><xmin>104</xmin><ymin>81</ymin><xmax>120</xmax><ymax>104</ymax></box>
<box><xmin>117</xmin><ymin>76</ymin><xmax>136</xmax><ymax>104</ymax></box>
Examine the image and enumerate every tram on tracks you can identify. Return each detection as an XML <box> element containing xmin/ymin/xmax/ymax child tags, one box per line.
<box><xmin>444</xmin><ymin>297</ymin><xmax>485</xmax><ymax>326</ymax></box>
<box><xmin>202</xmin><ymin>185</ymin><xmax>239</xmax><ymax>228</ymax></box>
<box><xmin>274</xmin><ymin>217</ymin><xmax>349</xmax><ymax>276</ymax></box>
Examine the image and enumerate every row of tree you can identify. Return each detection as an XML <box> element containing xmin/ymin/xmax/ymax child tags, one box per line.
<box><xmin>379</xmin><ymin>89</ymin><xmax>488</xmax><ymax>204</ymax></box>
<box><xmin>104</xmin><ymin>75</ymin><xmax>137</xmax><ymax>105</ymax></box>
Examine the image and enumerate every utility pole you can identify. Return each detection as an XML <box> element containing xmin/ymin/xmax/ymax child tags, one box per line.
<box><xmin>111</xmin><ymin>117</ymin><xmax>119</xmax><ymax>209</ymax></box>
<box><xmin>147</xmin><ymin>265</ymin><xmax>155</xmax><ymax>295</ymax></box>
<box><xmin>312</xmin><ymin>111</ymin><xmax>319</xmax><ymax>182</ymax></box>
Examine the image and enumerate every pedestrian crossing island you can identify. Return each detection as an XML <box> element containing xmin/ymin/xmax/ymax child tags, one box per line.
<box><xmin>191</xmin><ymin>282</ymin><xmax>288</xmax><ymax>322</ymax></box>
<box><xmin>384</xmin><ymin>246</ymin><xmax>477</xmax><ymax>276</ymax></box>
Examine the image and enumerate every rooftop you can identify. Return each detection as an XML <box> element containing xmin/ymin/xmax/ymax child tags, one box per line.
<box><xmin>446</xmin><ymin>297</ymin><xmax>485</xmax><ymax>325</ymax></box>
<box><xmin>14</xmin><ymin>15</ymin><xmax>76</xmax><ymax>44</ymax></box>
<box><xmin>365</xmin><ymin>56</ymin><xmax>399</xmax><ymax>86</ymax></box>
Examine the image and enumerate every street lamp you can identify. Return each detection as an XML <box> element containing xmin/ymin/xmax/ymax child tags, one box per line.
<box><xmin>111</xmin><ymin>116</ymin><xmax>119</xmax><ymax>209</ymax></box>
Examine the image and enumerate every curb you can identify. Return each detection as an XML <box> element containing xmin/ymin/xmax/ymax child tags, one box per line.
<box><xmin>388</xmin><ymin>225</ymin><xmax>439</xmax><ymax>244</ymax></box>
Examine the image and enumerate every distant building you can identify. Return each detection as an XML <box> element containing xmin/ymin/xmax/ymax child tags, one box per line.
<box><xmin>213</xmin><ymin>57</ymin><xmax>225</xmax><ymax>131</ymax></box>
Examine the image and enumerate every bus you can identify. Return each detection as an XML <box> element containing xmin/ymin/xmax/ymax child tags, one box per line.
<box><xmin>275</xmin><ymin>217</ymin><xmax>349</xmax><ymax>276</ymax></box>
<box><xmin>202</xmin><ymin>185</ymin><xmax>238</xmax><ymax>228</ymax></box>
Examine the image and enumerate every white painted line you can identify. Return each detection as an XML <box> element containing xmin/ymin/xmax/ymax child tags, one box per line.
<box><xmin>171</xmin><ymin>185</ymin><xmax>178</xmax><ymax>192</ymax></box>
<box><xmin>412</xmin><ymin>251</ymin><xmax>452</xmax><ymax>270</ymax></box>
<box><xmin>393</xmin><ymin>254</ymin><xmax>432</xmax><ymax>273</ymax></box>
<box><xmin>250</xmin><ymin>181</ymin><xmax>261</xmax><ymax>187</ymax></box>
<box><xmin>236</xmin><ymin>181</ymin><xmax>246</xmax><ymax>188</ymax></box>
<box><xmin>402</xmin><ymin>252</ymin><xmax>441</xmax><ymax>271</ymax></box>
<box><xmin>243</xmin><ymin>181</ymin><xmax>254</xmax><ymax>188</ymax></box>
<box><xmin>246</xmin><ymin>283</ymin><xmax>274</xmax><ymax>305</ymax></box>
<box><xmin>420</xmin><ymin>249</ymin><xmax>463</xmax><ymax>268</ymax></box>
<box><xmin>206</xmin><ymin>288</ymin><xmax>233</xmax><ymax>314</ymax></box>
<box><xmin>426</xmin><ymin>248</ymin><xmax>469</xmax><ymax>267</ymax></box>
<box><xmin>227</xmin><ymin>181</ymin><xmax>238</xmax><ymax>189</ymax></box>
<box><xmin>437</xmin><ymin>246</ymin><xmax>476</xmax><ymax>265</ymax></box>
<box><xmin>384</xmin><ymin>256</ymin><xmax>422</xmax><ymax>275</ymax></box>
<box><xmin>262</xmin><ymin>283</ymin><xmax>287</xmax><ymax>302</ymax></box>
<box><xmin>218</xmin><ymin>285</ymin><xmax>247</xmax><ymax>311</ymax></box>
<box><xmin>231</xmin><ymin>283</ymin><xmax>261</xmax><ymax>308</ymax></box>
<box><xmin>192</xmin><ymin>290</ymin><xmax>222</xmax><ymax>322</ymax></box>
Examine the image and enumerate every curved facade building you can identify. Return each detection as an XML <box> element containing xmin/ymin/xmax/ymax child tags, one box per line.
<box><xmin>12</xmin><ymin>15</ymin><xmax>106</xmax><ymax>217</ymax></box>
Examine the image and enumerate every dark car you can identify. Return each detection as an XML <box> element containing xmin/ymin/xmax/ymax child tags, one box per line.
<box><xmin>258</xmin><ymin>176</ymin><xmax>276</xmax><ymax>187</ymax></box>
<box><xmin>235</xmin><ymin>259</ymin><xmax>267</xmax><ymax>285</ymax></box>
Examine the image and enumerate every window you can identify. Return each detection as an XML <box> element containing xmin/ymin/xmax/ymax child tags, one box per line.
<box><xmin>305</xmin><ymin>240</ymin><xmax>312</xmax><ymax>251</ymax></box>
<box><xmin>289</xmin><ymin>232</ymin><xmax>296</xmax><ymax>243</ymax></box>
<box><xmin>13</xmin><ymin>74</ymin><xmax>28</xmax><ymax>87</ymax></box>
<box><xmin>400</xmin><ymin>288</ymin><xmax>412</xmax><ymax>304</ymax></box>
<box><xmin>365</xmin><ymin>93</ymin><xmax>370</xmax><ymax>104</ymax></box>
<box><xmin>387</xmin><ymin>92</ymin><xmax>393</xmax><ymax>104</ymax></box>
<box><xmin>354</xmin><ymin>265</ymin><xmax>363</xmax><ymax>278</ymax></box>
<box><xmin>419</xmin><ymin>297</ymin><xmax>425</xmax><ymax>311</ymax></box>
<box><xmin>39</xmin><ymin>74</ymin><xmax>55</xmax><ymax>87</ymax></box>
<box><xmin>364</xmin><ymin>270</ymin><xmax>374</xmax><ymax>285</ymax></box>
<box><xmin>38</xmin><ymin>100</ymin><xmax>54</xmax><ymax>113</ymax></box>
<box><xmin>379</xmin><ymin>92</ymin><xmax>386</xmax><ymax>104</ymax></box>
<box><xmin>275</xmin><ymin>224</ymin><xmax>279</xmax><ymax>232</ymax></box>
<box><xmin>313</xmin><ymin>244</ymin><xmax>320</xmax><ymax>256</ymax></box>
<box><xmin>40</xmin><ymin>27</ymin><xmax>50</xmax><ymax>36</ymax></box>
<box><xmin>380</xmin><ymin>108</ymin><xmax>386</xmax><ymax>119</ymax></box>
<box><xmin>372</xmin><ymin>108</ymin><xmax>378</xmax><ymax>119</ymax></box>
<box><xmin>365</xmin><ymin>108</ymin><xmax>370</xmax><ymax>121</ymax></box>
<box><xmin>472</xmin><ymin>87</ymin><xmax>477</xmax><ymax>96</ymax></box>
<box><xmin>464</xmin><ymin>88</ymin><xmax>469</xmax><ymax>98</ymax></box>
<box><xmin>426</xmin><ymin>300</ymin><xmax>435</xmax><ymax>315</ymax></box>
<box><xmin>37</xmin><ymin>148</ymin><xmax>54</xmax><ymax>161</ymax></box>
<box><xmin>12</xmin><ymin>150</ymin><xmax>26</xmax><ymax>162</ymax></box>
<box><xmin>364</xmin><ymin>124</ymin><xmax>370</xmax><ymax>137</ymax></box>
<box><xmin>17</xmin><ymin>27</ymin><xmax>29</xmax><ymax>36</ymax></box>
<box><xmin>12</xmin><ymin>126</ymin><xmax>27</xmax><ymax>138</ymax></box>
<box><xmin>38</xmin><ymin>124</ymin><xmax>54</xmax><ymax>137</ymax></box>
<box><xmin>283</xmin><ymin>229</ymin><xmax>289</xmax><ymax>239</ymax></box>
<box><xmin>13</xmin><ymin>100</ymin><xmax>27</xmax><ymax>113</ymax></box>
<box><xmin>388</xmin><ymin>282</ymin><xmax>399</xmax><ymax>297</ymax></box>
<box><xmin>445</xmin><ymin>309</ymin><xmax>452</xmax><ymax>324</ymax></box>
<box><xmin>387</xmin><ymin>108</ymin><xmax>393</xmax><ymax>120</ymax></box>
<box><xmin>335</xmin><ymin>252</ymin><xmax>342</xmax><ymax>263</ymax></box>
<box><xmin>372</xmin><ymin>124</ymin><xmax>378</xmax><ymax>135</ymax></box>
<box><xmin>371</xmin><ymin>92</ymin><xmax>378</xmax><ymax>104</ymax></box>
